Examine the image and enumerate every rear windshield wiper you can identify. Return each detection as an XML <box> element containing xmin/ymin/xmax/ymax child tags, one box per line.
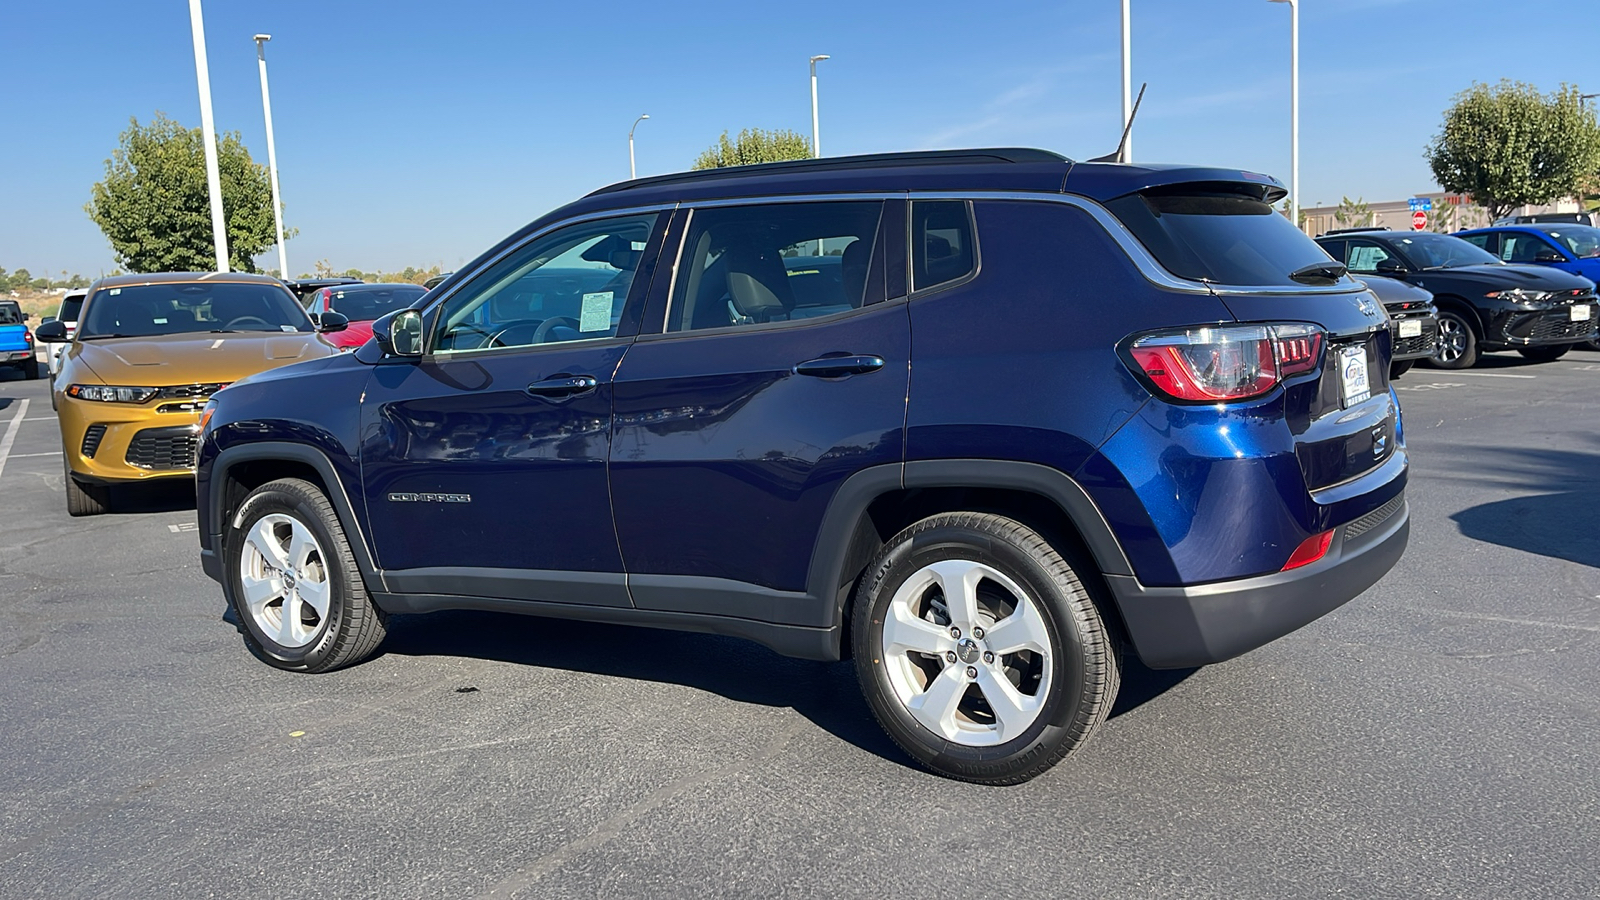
<box><xmin>1288</xmin><ymin>262</ymin><xmax>1347</xmax><ymax>285</ymax></box>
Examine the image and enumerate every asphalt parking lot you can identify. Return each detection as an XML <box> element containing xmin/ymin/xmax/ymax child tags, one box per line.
<box><xmin>1</xmin><ymin>351</ymin><xmax>1597</xmax><ymax>900</ymax></box>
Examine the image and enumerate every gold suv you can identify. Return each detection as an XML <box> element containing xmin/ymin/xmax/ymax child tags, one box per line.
<box><xmin>36</xmin><ymin>273</ymin><xmax>342</xmax><ymax>516</ymax></box>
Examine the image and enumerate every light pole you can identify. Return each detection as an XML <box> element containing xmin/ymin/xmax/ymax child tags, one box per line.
<box><xmin>1269</xmin><ymin>0</ymin><xmax>1299</xmax><ymax>228</ymax></box>
<box><xmin>187</xmin><ymin>0</ymin><xmax>229</xmax><ymax>271</ymax></box>
<box><xmin>254</xmin><ymin>34</ymin><xmax>288</xmax><ymax>279</ymax></box>
<box><xmin>629</xmin><ymin>114</ymin><xmax>649</xmax><ymax>179</ymax></box>
<box><xmin>1120</xmin><ymin>0</ymin><xmax>1132</xmax><ymax>162</ymax></box>
<box><xmin>809</xmin><ymin>54</ymin><xmax>829</xmax><ymax>158</ymax></box>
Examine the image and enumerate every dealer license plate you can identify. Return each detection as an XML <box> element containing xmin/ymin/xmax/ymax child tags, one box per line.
<box><xmin>1397</xmin><ymin>319</ymin><xmax>1423</xmax><ymax>338</ymax></box>
<box><xmin>1571</xmin><ymin>304</ymin><xmax>1592</xmax><ymax>322</ymax></box>
<box><xmin>1340</xmin><ymin>345</ymin><xmax>1371</xmax><ymax>407</ymax></box>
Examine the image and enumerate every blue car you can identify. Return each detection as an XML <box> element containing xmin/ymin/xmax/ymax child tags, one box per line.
<box><xmin>195</xmin><ymin>148</ymin><xmax>1409</xmax><ymax>784</ymax></box>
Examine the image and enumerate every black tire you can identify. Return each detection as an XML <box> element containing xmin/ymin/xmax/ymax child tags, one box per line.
<box><xmin>23</xmin><ymin>358</ymin><xmax>40</xmax><ymax>380</ymax></box>
<box><xmin>224</xmin><ymin>478</ymin><xmax>386</xmax><ymax>673</ymax></box>
<box><xmin>851</xmin><ymin>512</ymin><xmax>1121</xmax><ymax>785</ymax></box>
<box><xmin>1427</xmin><ymin>309</ymin><xmax>1478</xmax><ymax>369</ymax></box>
<box><xmin>1389</xmin><ymin>359</ymin><xmax>1414</xmax><ymax>379</ymax></box>
<box><xmin>64</xmin><ymin>461</ymin><xmax>111</xmax><ymax>517</ymax></box>
<box><xmin>1517</xmin><ymin>345</ymin><xmax>1570</xmax><ymax>363</ymax></box>
<box><xmin>1583</xmin><ymin>337</ymin><xmax>1600</xmax><ymax>352</ymax></box>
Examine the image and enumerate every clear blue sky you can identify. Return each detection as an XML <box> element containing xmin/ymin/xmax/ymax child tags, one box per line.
<box><xmin>2</xmin><ymin>0</ymin><xmax>1595</xmax><ymax>278</ymax></box>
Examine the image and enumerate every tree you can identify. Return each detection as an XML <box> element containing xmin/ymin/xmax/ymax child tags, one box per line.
<box><xmin>1334</xmin><ymin>196</ymin><xmax>1373</xmax><ymax>228</ymax></box>
<box><xmin>8</xmin><ymin>268</ymin><xmax>32</xmax><ymax>291</ymax></box>
<box><xmin>691</xmin><ymin>128</ymin><xmax>811</xmax><ymax>170</ymax></box>
<box><xmin>1425</xmin><ymin>81</ymin><xmax>1600</xmax><ymax>221</ymax></box>
<box><xmin>85</xmin><ymin>113</ymin><xmax>286</xmax><ymax>273</ymax></box>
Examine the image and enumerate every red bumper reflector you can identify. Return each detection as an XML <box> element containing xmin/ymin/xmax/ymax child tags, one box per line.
<box><xmin>1282</xmin><ymin>530</ymin><xmax>1334</xmax><ymax>571</ymax></box>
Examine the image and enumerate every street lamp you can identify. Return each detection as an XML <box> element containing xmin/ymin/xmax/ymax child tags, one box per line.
<box><xmin>1120</xmin><ymin>0</ymin><xmax>1132</xmax><ymax>162</ymax></box>
<box><xmin>629</xmin><ymin>114</ymin><xmax>649</xmax><ymax>180</ymax></box>
<box><xmin>187</xmin><ymin>0</ymin><xmax>229</xmax><ymax>271</ymax></box>
<box><xmin>254</xmin><ymin>34</ymin><xmax>288</xmax><ymax>279</ymax></box>
<box><xmin>1269</xmin><ymin>0</ymin><xmax>1299</xmax><ymax>228</ymax></box>
<box><xmin>809</xmin><ymin>54</ymin><xmax>830</xmax><ymax>158</ymax></box>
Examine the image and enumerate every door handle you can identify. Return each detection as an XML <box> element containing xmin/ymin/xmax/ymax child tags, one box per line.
<box><xmin>524</xmin><ymin>374</ymin><xmax>598</xmax><ymax>398</ymax></box>
<box><xmin>793</xmin><ymin>355</ymin><xmax>886</xmax><ymax>378</ymax></box>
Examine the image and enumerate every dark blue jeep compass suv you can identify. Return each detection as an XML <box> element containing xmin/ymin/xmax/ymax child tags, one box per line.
<box><xmin>195</xmin><ymin>149</ymin><xmax>1408</xmax><ymax>784</ymax></box>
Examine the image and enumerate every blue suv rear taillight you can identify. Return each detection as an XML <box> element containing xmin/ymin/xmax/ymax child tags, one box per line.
<box><xmin>1127</xmin><ymin>323</ymin><xmax>1324</xmax><ymax>402</ymax></box>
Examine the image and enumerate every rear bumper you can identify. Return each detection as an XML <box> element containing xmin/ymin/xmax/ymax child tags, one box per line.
<box><xmin>1107</xmin><ymin>493</ymin><xmax>1408</xmax><ymax>669</ymax></box>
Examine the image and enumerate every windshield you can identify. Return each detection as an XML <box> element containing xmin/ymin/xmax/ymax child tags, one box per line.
<box><xmin>1542</xmin><ymin>225</ymin><xmax>1600</xmax><ymax>259</ymax></box>
<box><xmin>59</xmin><ymin>296</ymin><xmax>84</xmax><ymax>323</ymax></box>
<box><xmin>79</xmin><ymin>282</ymin><xmax>312</xmax><ymax>339</ymax></box>
<box><xmin>325</xmin><ymin>285</ymin><xmax>427</xmax><ymax>321</ymax></box>
<box><xmin>1107</xmin><ymin>187</ymin><xmax>1339</xmax><ymax>286</ymax></box>
<box><xmin>1391</xmin><ymin>232</ymin><xmax>1500</xmax><ymax>269</ymax></box>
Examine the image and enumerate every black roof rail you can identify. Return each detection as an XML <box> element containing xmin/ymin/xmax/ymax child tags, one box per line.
<box><xmin>587</xmin><ymin>147</ymin><xmax>1071</xmax><ymax>197</ymax></box>
<box><xmin>1320</xmin><ymin>226</ymin><xmax>1390</xmax><ymax>236</ymax></box>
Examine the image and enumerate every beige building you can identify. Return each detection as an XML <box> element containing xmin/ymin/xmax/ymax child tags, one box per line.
<box><xmin>1297</xmin><ymin>194</ymin><xmax>1585</xmax><ymax>236</ymax></box>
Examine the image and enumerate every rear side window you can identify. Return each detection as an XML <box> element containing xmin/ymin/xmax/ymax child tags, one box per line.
<box><xmin>58</xmin><ymin>297</ymin><xmax>84</xmax><ymax>323</ymax></box>
<box><xmin>912</xmin><ymin>200</ymin><xmax>976</xmax><ymax>292</ymax></box>
<box><xmin>0</xmin><ymin>304</ymin><xmax>19</xmax><ymax>325</ymax></box>
<box><xmin>667</xmin><ymin>201</ymin><xmax>883</xmax><ymax>333</ymax></box>
<box><xmin>1107</xmin><ymin>185</ymin><xmax>1337</xmax><ymax>286</ymax></box>
<box><xmin>1457</xmin><ymin>233</ymin><xmax>1495</xmax><ymax>254</ymax></box>
<box><xmin>1345</xmin><ymin>240</ymin><xmax>1400</xmax><ymax>274</ymax></box>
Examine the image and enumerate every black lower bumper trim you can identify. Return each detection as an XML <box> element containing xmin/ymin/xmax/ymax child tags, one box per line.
<box><xmin>1106</xmin><ymin>502</ymin><xmax>1409</xmax><ymax>669</ymax></box>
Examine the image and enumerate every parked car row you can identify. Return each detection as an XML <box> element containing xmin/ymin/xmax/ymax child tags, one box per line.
<box><xmin>1315</xmin><ymin>227</ymin><xmax>1597</xmax><ymax>368</ymax></box>
<box><xmin>45</xmin><ymin>151</ymin><xmax>1595</xmax><ymax>785</ymax></box>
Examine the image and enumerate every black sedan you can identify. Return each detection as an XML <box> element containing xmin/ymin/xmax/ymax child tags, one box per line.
<box><xmin>1360</xmin><ymin>275</ymin><xmax>1438</xmax><ymax>378</ymax></box>
<box><xmin>1316</xmin><ymin>229</ymin><xmax>1597</xmax><ymax>368</ymax></box>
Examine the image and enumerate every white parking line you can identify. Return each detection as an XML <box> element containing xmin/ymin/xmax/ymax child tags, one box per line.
<box><xmin>1448</xmin><ymin>371</ymin><xmax>1536</xmax><ymax>379</ymax></box>
<box><xmin>22</xmin><ymin>416</ymin><xmax>57</xmax><ymax>422</ymax></box>
<box><xmin>0</xmin><ymin>398</ymin><xmax>31</xmax><ymax>480</ymax></box>
<box><xmin>9</xmin><ymin>451</ymin><xmax>62</xmax><ymax>458</ymax></box>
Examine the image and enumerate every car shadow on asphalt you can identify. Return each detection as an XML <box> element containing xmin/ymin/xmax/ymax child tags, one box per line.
<box><xmin>107</xmin><ymin>480</ymin><xmax>196</xmax><ymax>515</ymax></box>
<box><xmin>375</xmin><ymin>609</ymin><xmax>1198</xmax><ymax>768</ymax></box>
<box><xmin>1438</xmin><ymin>442</ymin><xmax>1600</xmax><ymax>568</ymax></box>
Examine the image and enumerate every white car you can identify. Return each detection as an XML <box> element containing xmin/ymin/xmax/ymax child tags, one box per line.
<box><xmin>44</xmin><ymin>289</ymin><xmax>85</xmax><ymax>380</ymax></box>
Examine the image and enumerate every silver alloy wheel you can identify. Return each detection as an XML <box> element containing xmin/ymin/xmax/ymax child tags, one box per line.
<box><xmin>1435</xmin><ymin>315</ymin><xmax>1468</xmax><ymax>363</ymax></box>
<box><xmin>880</xmin><ymin>559</ymin><xmax>1053</xmax><ymax>747</ymax></box>
<box><xmin>238</xmin><ymin>512</ymin><xmax>331</xmax><ymax>649</ymax></box>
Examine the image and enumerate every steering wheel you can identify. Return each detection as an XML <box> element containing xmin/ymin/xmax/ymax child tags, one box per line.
<box><xmin>532</xmin><ymin>316</ymin><xmax>582</xmax><ymax>344</ymax></box>
<box><xmin>223</xmin><ymin>316</ymin><xmax>272</xmax><ymax>330</ymax></box>
<box><xmin>481</xmin><ymin>318</ymin><xmax>547</xmax><ymax>348</ymax></box>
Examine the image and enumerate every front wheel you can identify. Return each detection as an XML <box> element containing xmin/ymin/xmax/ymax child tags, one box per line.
<box><xmin>1428</xmin><ymin>310</ymin><xmax>1478</xmax><ymax>369</ymax></box>
<box><xmin>1517</xmin><ymin>345</ymin><xmax>1570</xmax><ymax>363</ymax></box>
<box><xmin>852</xmin><ymin>512</ymin><xmax>1121</xmax><ymax>785</ymax></box>
<box><xmin>224</xmin><ymin>478</ymin><xmax>386</xmax><ymax>672</ymax></box>
<box><xmin>64</xmin><ymin>461</ymin><xmax>110</xmax><ymax>517</ymax></box>
<box><xmin>1389</xmin><ymin>359</ymin><xmax>1414</xmax><ymax>379</ymax></box>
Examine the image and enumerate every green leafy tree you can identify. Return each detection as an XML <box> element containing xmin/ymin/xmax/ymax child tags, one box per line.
<box><xmin>8</xmin><ymin>268</ymin><xmax>32</xmax><ymax>291</ymax></box>
<box><xmin>1333</xmin><ymin>195</ymin><xmax>1373</xmax><ymax>228</ymax></box>
<box><xmin>85</xmin><ymin>113</ymin><xmax>287</xmax><ymax>273</ymax></box>
<box><xmin>1426</xmin><ymin>81</ymin><xmax>1600</xmax><ymax>221</ymax></box>
<box><xmin>691</xmin><ymin>128</ymin><xmax>812</xmax><ymax>170</ymax></box>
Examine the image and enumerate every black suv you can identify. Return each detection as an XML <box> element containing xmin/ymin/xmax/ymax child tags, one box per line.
<box><xmin>1316</xmin><ymin>228</ymin><xmax>1596</xmax><ymax>367</ymax></box>
<box><xmin>197</xmin><ymin>149</ymin><xmax>1409</xmax><ymax>784</ymax></box>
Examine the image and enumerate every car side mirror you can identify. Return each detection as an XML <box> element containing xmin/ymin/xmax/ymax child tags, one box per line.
<box><xmin>21</xmin><ymin>312</ymin><xmax>30</xmax><ymax>321</ymax></box>
<box><xmin>1374</xmin><ymin>258</ymin><xmax>1408</xmax><ymax>275</ymax></box>
<box><xmin>372</xmin><ymin>309</ymin><xmax>424</xmax><ymax>357</ymax></box>
<box><xmin>33</xmin><ymin>320</ymin><xmax>68</xmax><ymax>342</ymax></box>
<box><xmin>316</xmin><ymin>311</ymin><xmax>348</xmax><ymax>333</ymax></box>
<box><xmin>1534</xmin><ymin>248</ymin><xmax>1565</xmax><ymax>263</ymax></box>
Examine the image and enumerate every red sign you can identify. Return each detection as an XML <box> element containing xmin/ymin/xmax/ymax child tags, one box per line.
<box><xmin>1412</xmin><ymin>210</ymin><xmax>1427</xmax><ymax>231</ymax></box>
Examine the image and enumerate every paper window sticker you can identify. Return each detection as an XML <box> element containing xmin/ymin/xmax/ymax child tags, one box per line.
<box><xmin>154</xmin><ymin>317</ymin><xmax>168</xmax><ymax>324</ymax></box>
<box><xmin>109</xmin><ymin>288</ymin><xmax>121</xmax><ymax>295</ymax></box>
<box><xmin>579</xmin><ymin>292</ymin><xmax>613</xmax><ymax>332</ymax></box>
<box><xmin>281</xmin><ymin>325</ymin><xmax>296</xmax><ymax>332</ymax></box>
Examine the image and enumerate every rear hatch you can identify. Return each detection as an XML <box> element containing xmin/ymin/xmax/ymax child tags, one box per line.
<box><xmin>1104</xmin><ymin>181</ymin><xmax>1396</xmax><ymax>493</ymax></box>
<box><xmin>0</xmin><ymin>303</ymin><xmax>28</xmax><ymax>352</ymax></box>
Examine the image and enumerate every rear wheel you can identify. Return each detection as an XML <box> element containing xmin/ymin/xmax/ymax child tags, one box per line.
<box><xmin>1389</xmin><ymin>359</ymin><xmax>1414</xmax><ymax>379</ymax></box>
<box><xmin>1517</xmin><ymin>345</ymin><xmax>1570</xmax><ymax>363</ymax></box>
<box><xmin>852</xmin><ymin>512</ymin><xmax>1121</xmax><ymax>785</ymax></box>
<box><xmin>64</xmin><ymin>461</ymin><xmax>111</xmax><ymax>517</ymax></box>
<box><xmin>1428</xmin><ymin>310</ymin><xmax>1478</xmax><ymax>369</ymax></box>
<box><xmin>22</xmin><ymin>359</ymin><xmax>40</xmax><ymax>380</ymax></box>
<box><xmin>224</xmin><ymin>478</ymin><xmax>386</xmax><ymax>672</ymax></box>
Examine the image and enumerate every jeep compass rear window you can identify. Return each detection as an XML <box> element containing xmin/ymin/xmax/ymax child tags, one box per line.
<box><xmin>1107</xmin><ymin>187</ymin><xmax>1339</xmax><ymax>286</ymax></box>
